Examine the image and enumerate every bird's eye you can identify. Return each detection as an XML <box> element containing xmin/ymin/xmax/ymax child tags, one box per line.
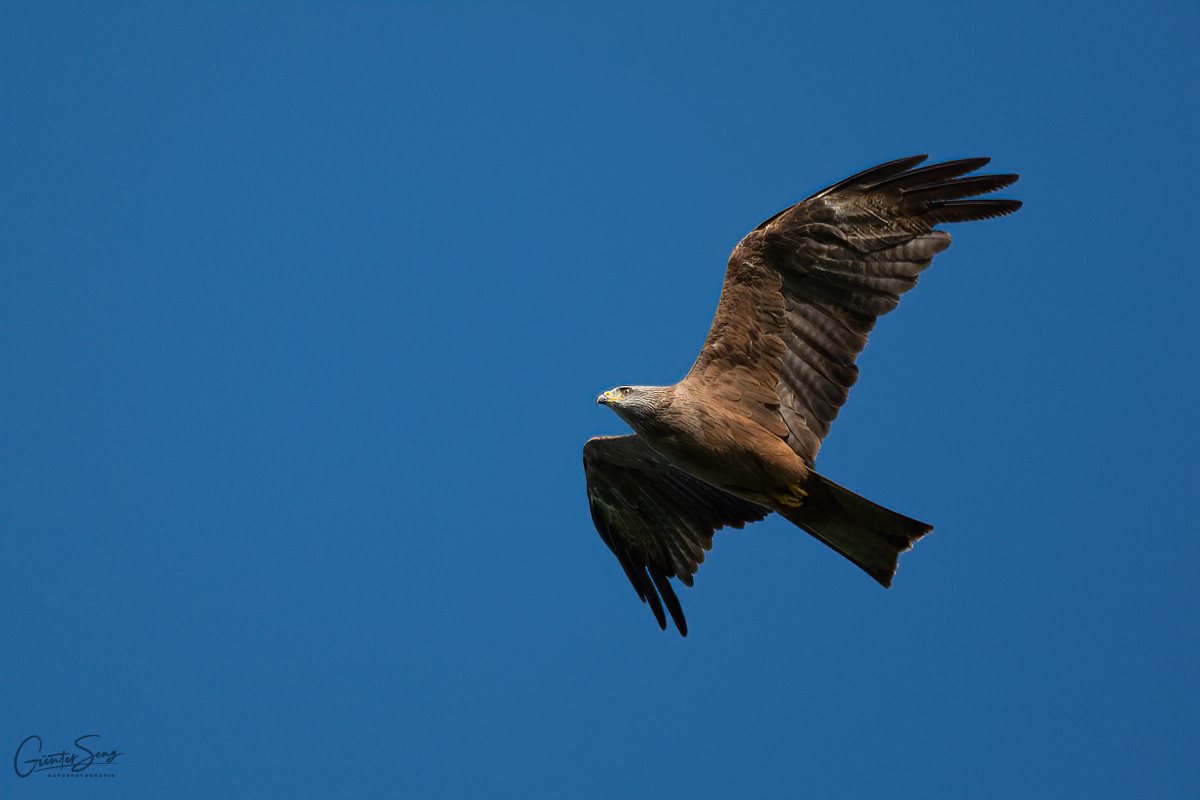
<box><xmin>618</xmin><ymin>386</ymin><xmax>631</xmax><ymax>395</ymax></box>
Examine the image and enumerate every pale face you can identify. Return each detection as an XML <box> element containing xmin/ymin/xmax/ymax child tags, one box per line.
<box><xmin>596</xmin><ymin>385</ymin><xmax>666</xmax><ymax>431</ymax></box>
<box><xmin>596</xmin><ymin>386</ymin><xmax>636</xmax><ymax>405</ymax></box>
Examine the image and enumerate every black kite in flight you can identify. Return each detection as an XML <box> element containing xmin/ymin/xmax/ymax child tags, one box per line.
<box><xmin>584</xmin><ymin>155</ymin><xmax>1021</xmax><ymax>635</ymax></box>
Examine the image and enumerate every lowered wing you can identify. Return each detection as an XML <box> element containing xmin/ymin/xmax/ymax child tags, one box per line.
<box><xmin>583</xmin><ymin>434</ymin><xmax>769</xmax><ymax>635</ymax></box>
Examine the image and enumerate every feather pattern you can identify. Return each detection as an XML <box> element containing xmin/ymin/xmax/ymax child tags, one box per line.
<box><xmin>688</xmin><ymin>155</ymin><xmax>1021</xmax><ymax>462</ymax></box>
<box><xmin>585</xmin><ymin>155</ymin><xmax>1020</xmax><ymax>634</ymax></box>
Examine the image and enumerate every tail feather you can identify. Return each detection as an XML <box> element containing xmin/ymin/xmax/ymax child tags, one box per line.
<box><xmin>778</xmin><ymin>472</ymin><xmax>932</xmax><ymax>587</ymax></box>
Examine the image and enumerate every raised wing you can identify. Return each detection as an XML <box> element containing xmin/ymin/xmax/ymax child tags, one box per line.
<box><xmin>583</xmin><ymin>434</ymin><xmax>769</xmax><ymax>635</ymax></box>
<box><xmin>687</xmin><ymin>155</ymin><xmax>1021</xmax><ymax>462</ymax></box>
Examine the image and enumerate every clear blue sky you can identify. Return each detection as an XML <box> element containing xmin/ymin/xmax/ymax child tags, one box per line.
<box><xmin>3</xmin><ymin>3</ymin><xmax>1197</xmax><ymax>798</ymax></box>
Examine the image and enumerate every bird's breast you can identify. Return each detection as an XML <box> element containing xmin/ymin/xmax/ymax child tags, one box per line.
<box><xmin>637</xmin><ymin>409</ymin><xmax>809</xmax><ymax>504</ymax></box>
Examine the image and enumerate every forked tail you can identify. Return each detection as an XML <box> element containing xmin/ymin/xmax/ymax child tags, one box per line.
<box><xmin>777</xmin><ymin>472</ymin><xmax>932</xmax><ymax>587</ymax></box>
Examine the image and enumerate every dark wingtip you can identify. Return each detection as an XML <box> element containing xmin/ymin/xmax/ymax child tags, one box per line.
<box><xmin>922</xmin><ymin>198</ymin><xmax>1022</xmax><ymax>224</ymax></box>
<box><xmin>807</xmin><ymin>154</ymin><xmax>930</xmax><ymax>201</ymax></box>
<box><xmin>649</xmin><ymin>568</ymin><xmax>688</xmax><ymax>636</ymax></box>
<box><xmin>904</xmin><ymin>173</ymin><xmax>1020</xmax><ymax>202</ymax></box>
<box><xmin>644</xmin><ymin>588</ymin><xmax>667</xmax><ymax>630</ymax></box>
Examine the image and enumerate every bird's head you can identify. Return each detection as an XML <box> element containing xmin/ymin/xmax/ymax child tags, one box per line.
<box><xmin>596</xmin><ymin>385</ymin><xmax>671</xmax><ymax>428</ymax></box>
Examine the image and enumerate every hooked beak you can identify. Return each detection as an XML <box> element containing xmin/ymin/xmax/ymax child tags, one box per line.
<box><xmin>596</xmin><ymin>390</ymin><xmax>612</xmax><ymax>405</ymax></box>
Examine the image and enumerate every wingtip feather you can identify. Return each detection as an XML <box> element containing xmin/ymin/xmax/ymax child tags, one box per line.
<box><xmin>650</xmin><ymin>568</ymin><xmax>688</xmax><ymax>636</ymax></box>
<box><xmin>921</xmin><ymin>198</ymin><xmax>1023</xmax><ymax>224</ymax></box>
<box><xmin>804</xmin><ymin>154</ymin><xmax>930</xmax><ymax>202</ymax></box>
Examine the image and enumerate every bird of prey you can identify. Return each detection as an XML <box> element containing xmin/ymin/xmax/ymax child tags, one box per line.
<box><xmin>584</xmin><ymin>154</ymin><xmax>1020</xmax><ymax>635</ymax></box>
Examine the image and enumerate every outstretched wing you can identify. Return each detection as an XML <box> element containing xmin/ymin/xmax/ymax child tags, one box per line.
<box><xmin>687</xmin><ymin>155</ymin><xmax>1021</xmax><ymax>462</ymax></box>
<box><xmin>583</xmin><ymin>434</ymin><xmax>769</xmax><ymax>635</ymax></box>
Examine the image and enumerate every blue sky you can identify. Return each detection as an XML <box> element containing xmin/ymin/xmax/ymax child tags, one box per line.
<box><xmin>2</xmin><ymin>2</ymin><xmax>1197</xmax><ymax>797</ymax></box>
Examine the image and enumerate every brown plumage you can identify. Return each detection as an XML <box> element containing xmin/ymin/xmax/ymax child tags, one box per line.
<box><xmin>584</xmin><ymin>155</ymin><xmax>1021</xmax><ymax>635</ymax></box>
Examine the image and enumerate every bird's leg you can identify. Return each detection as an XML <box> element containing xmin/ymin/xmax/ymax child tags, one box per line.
<box><xmin>771</xmin><ymin>484</ymin><xmax>808</xmax><ymax>508</ymax></box>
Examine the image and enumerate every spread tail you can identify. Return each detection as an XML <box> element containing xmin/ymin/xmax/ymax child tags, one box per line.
<box><xmin>777</xmin><ymin>472</ymin><xmax>932</xmax><ymax>587</ymax></box>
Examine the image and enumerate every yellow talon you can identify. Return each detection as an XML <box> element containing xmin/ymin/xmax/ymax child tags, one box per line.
<box><xmin>773</xmin><ymin>485</ymin><xmax>808</xmax><ymax>508</ymax></box>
